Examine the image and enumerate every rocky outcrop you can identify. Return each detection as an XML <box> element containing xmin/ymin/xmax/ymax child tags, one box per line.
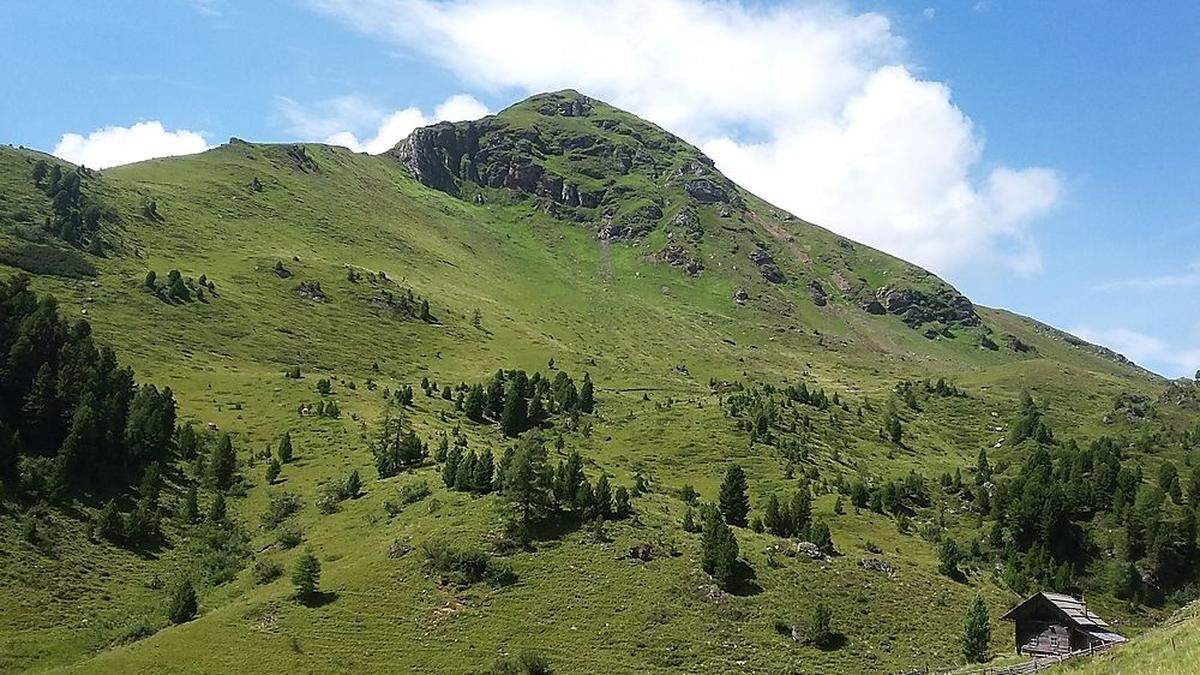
<box><xmin>390</xmin><ymin>121</ymin><xmax>481</xmax><ymax>195</ymax></box>
<box><xmin>749</xmin><ymin>248</ymin><xmax>786</xmax><ymax>284</ymax></box>
<box><xmin>806</xmin><ymin>280</ymin><xmax>828</xmax><ymax>307</ymax></box>
<box><xmin>286</xmin><ymin>145</ymin><xmax>319</xmax><ymax>173</ymax></box>
<box><xmin>862</xmin><ymin>284</ymin><xmax>979</xmax><ymax>328</ymax></box>
<box><xmin>650</xmin><ymin>242</ymin><xmax>703</xmax><ymax>276</ymax></box>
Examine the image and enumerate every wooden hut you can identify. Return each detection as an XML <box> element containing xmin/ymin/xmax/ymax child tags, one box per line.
<box><xmin>1001</xmin><ymin>591</ymin><xmax>1126</xmax><ymax>656</ymax></box>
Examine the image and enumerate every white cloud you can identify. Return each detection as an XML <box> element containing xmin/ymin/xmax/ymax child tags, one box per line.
<box><xmin>310</xmin><ymin>0</ymin><xmax>1061</xmax><ymax>278</ymax></box>
<box><xmin>52</xmin><ymin>122</ymin><xmax>210</xmax><ymax>169</ymax></box>
<box><xmin>923</xmin><ymin>7</ymin><xmax>936</xmax><ymax>20</ymax></box>
<box><xmin>279</xmin><ymin>92</ymin><xmax>488</xmax><ymax>154</ymax></box>
<box><xmin>1096</xmin><ymin>260</ymin><xmax>1200</xmax><ymax>291</ymax></box>
<box><xmin>1072</xmin><ymin>326</ymin><xmax>1200</xmax><ymax>379</ymax></box>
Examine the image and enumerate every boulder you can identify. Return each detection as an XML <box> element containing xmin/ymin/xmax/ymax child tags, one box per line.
<box><xmin>732</xmin><ymin>288</ymin><xmax>750</xmax><ymax>305</ymax></box>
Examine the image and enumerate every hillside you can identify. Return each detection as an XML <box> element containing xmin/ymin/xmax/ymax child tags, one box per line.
<box><xmin>0</xmin><ymin>90</ymin><xmax>1195</xmax><ymax>674</ymax></box>
<box><xmin>1057</xmin><ymin>601</ymin><xmax>1200</xmax><ymax>674</ymax></box>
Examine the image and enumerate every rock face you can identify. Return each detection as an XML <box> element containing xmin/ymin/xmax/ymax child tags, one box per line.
<box><xmin>389</xmin><ymin>91</ymin><xmax>741</xmax><ymax>246</ymax></box>
<box><xmin>806</xmin><ymin>280</ymin><xmax>828</xmax><ymax>307</ymax></box>
<box><xmin>749</xmin><ymin>248</ymin><xmax>787</xmax><ymax>284</ymax></box>
<box><xmin>650</xmin><ymin>243</ymin><xmax>703</xmax><ymax>276</ymax></box>
<box><xmin>862</xmin><ymin>284</ymin><xmax>979</xmax><ymax>328</ymax></box>
<box><xmin>390</xmin><ymin>122</ymin><xmax>480</xmax><ymax>195</ymax></box>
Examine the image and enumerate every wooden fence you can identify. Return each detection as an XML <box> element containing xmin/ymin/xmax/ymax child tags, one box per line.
<box><xmin>936</xmin><ymin>642</ymin><xmax>1116</xmax><ymax>675</ymax></box>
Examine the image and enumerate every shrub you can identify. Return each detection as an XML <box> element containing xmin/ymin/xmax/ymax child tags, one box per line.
<box><xmin>492</xmin><ymin>651</ymin><xmax>553</xmax><ymax>675</ymax></box>
<box><xmin>421</xmin><ymin>540</ymin><xmax>517</xmax><ymax>587</ymax></box>
<box><xmin>261</xmin><ymin>492</ymin><xmax>302</xmax><ymax>529</ymax></box>
<box><xmin>277</xmin><ymin>525</ymin><xmax>303</xmax><ymax>549</ymax></box>
<box><xmin>253</xmin><ymin>559</ymin><xmax>284</xmax><ymax>585</ymax></box>
<box><xmin>385</xmin><ymin>480</ymin><xmax>431</xmax><ymax>516</ymax></box>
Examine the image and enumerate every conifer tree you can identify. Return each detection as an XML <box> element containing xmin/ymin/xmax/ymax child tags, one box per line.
<box><xmin>266</xmin><ymin>457</ymin><xmax>281</xmax><ymax>483</ymax></box>
<box><xmin>292</xmin><ymin>550</ymin><xmax>321</xmax><ymax>601</ymax></box>
<box><xmin>278</xmin><ymin>432</ymin><xmax>293</xmax><ymax>463</ymax></box>
<box><xmin>578</xmin><ymin>374</ymin><xmax>595</xmax><ymax>414</ymax></box>
<box><xmin>454</xmin><ymin>451</ymin><xmax>477</xmax><ymax>491</ymax></box>
<box><xmin>500</xmin><ymin>380</ymin><xmax>527</xmax><ymax>437</ymax></box>
<box><xmin>443</xmin><ymin>445</ymin><xmax>463</xmax><ymax>488</ymax></box>
<box><xmin>464</xmin><ymin>384</ymin><xmax>486</xmax><ymax>422</ymax></box>
<box><xmin>593</xmin><ymin>474</ymin><xmax>613</xmax><ymax>520</ymax></box>
<box><xmin>700</xmin><ymin>506</ymin><xmax>739</xmax><ymax>589</ymax></box>
<box><xmin>962</xmin><ymin>596</ymin><xmax>991</xmax><ymax>663</ymax></box>
<box><xmin>210</xmin><ymin>434</ymin><xmax>236</xmax><ymax>491</ymax></box>
<box><xmin>718</xmin><ymin>464</ymin><xmax>750</xmax><ymax>527</ymax></box>
<box><xmin>789</xmin><ymin>485</ymin><xmax>812</xmax><ymax>537</ymax></box>
<box><xmin>473</xmin><ymin>449</ymin><xmax>495</xmax><ymax>493</ymax></box>
<box><xmin>167</xmin><ymin>578</ymin><xmax>198</xmax><ymax>624</ymax></box>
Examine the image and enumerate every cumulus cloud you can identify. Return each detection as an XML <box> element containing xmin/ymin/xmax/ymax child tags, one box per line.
<box><xmin>52</xmin><ymin>122</ymin><xmax>210</xmax><ymax>169</ymax></box>
<box><xmin>279</xmin><ymin>93</ymin><xmax>488</xmax><ymax>155</ymax></box>
<box><xmin>310</xmin><ymin>0</ymin><xmax>1062</xmax><ymax>277</ymax></box>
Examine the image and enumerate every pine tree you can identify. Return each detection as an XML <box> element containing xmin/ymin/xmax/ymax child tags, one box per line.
<box><xmin>789</xmin><ymin>485</ymin><xmax>812</xmax><ymax>537</ymax></box>
<box><xmin>502</xmin><ymin>438</ymin><xmax>551</xmax><ymax>541</ymax></box>
<box><xmin>501</xmin><ymin>380</ymin><xmax>527</xmax><ymax>437</ymax></box>
<box><xmin>464</xmin><ymin>384</ymin><xmax>486</xmax><ymax>422</ymax></box>
<box><xmin>473</xmin><ymin>449</ymin><xmax>495</xmax><ymax>493</ymax></box>
<box><xmin>266</xmin><ymin>457</ymin><xmax>281</xmax><ymax>483</ymax></box>
<box><xmin>700</xmin><ymin>506</ymin><xmax>740</xmax><ymax>589</ymax></box>
<box><xmin>555</xmin><ymin>451</ymin><xmax>585</xmax><ymax>505</ymax></box>
<box><xmin>167</xmin><ymin>578</ymin><xmax>198</xmax><ymax>624</ymax></box>
<box><xmin>578</xmin><ymin>374</ymin><xmax>595</xmax><ymax>414</ymax></box>
<box><xmin>718</xmin><ymin>464</ymin><xmax>750</xmax><ymax>527</ymax></box>
<box><xmin>763</xmin><ymin>493</ymin><xmax>786</xmax><ymax>536</ymax></box>
<box><xmin>681</xmin><ymin>507</ymin><xmax>698</xmax><ymax>533</ymax></box>
<box><xmin>454</xmin><ymin>451</ymin><xmax>477</xmax><ymax>491</ymax></box>
<box><xmin>292</xmin><ymin>550</ymin><xmax>321</xmax><ymax>601</ymax></box>
<box><xmin>210</xmin><ymin>434</ymin><xmax>236</xmax><ymax>491</ymax></box>
<box><xmin>939</xmin><ymin>537</ymin><xmax>962</xmax><ymax>578</ymax></box>
<box><xmin>593</xmin><ymin>475</ymin><xmax>613</xmax><ymax>520</ymax></box>
<box><xmin>343</xmin><ymin>470</ymin><xmax>361</xmax><ymax>498</ymax></box>
<box><xmin>208</xmin><ymin>494</ymin><xmax>227</xmax><ymax>523</ymax></box>
<box><xmin>962</xmin><ymin>595</ymin><xmax>991</xmax><ymax>663</ymax></box>
<box><xmin>613</xmin><ymin>486</ymin><xmax>632</xmax><ymax>519</ymax></box>
<box><xmin>278</xmin><ymin>432</ymin><xmax>294</xmax><ymax>463</ymax></box>
<box><xmin>443</xmin><ymin>445</ymin><xmax>463</xmax><ymax>488</ymax></box>
<box><xmin>809</xmin><ymin>521</ymin><xmax>834</xmax><ymax>553</ymax></box>
<box><xmin>526</xmin><ymin>395</ymin><xmax>546</xmax><ymax>427</ymax></box>
<box><xmin>805</xmin><ymin>602</ymin><xmax>834</xmax><ymax>648</ymax></box>
<box><xmin>180</xmin><ymin>487</ymin><xmax>199</xmax><ymax>524</ymax></box>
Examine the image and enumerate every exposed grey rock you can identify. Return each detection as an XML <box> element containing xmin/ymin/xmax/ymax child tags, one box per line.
<box><xmin>807</xmin><ymin>280</ymin><xmax>828</xmax><ymax>306</ymax></box>
<box><xmin>872</xmin><ymin>285</ymin><xmax>980</xmax><ymax>328</ymax></box>
<box><xmin>684</xmin><ymin>178</ymin><xmax>729</xmax><ymax>204</ymax></box>
<box><xmin>749</xmin><ymin>248</ymin><xmax>787</xmax><ymax>284</ymax></box>
<box><xmin>651</xmin><ymin>243</ymin><xmax>703</xmax><ymax>276</ymax></box>
<box><xmin>858</xmin><ymin>557</ymin><xmax>897</xmax><ymax>578</ymax></box>
<box><xmin>733</xmin><ymin>288</ymin><xmax>750</xmax><ymax>305</ymax></box>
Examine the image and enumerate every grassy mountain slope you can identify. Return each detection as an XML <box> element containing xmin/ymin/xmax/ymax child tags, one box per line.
<box><xmin>1057</xmin><ymin>601</ymin><xmax>1200</xmax><ymax>674</ymax></box>
<box><xmin>0</xmin><ymin>91</ymin><xmax>1191</xmax><ymax>673</ymax></box>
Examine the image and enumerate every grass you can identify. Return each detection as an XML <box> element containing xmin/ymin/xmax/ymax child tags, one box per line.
<box><xmin>0</xmin><ymin>93</ymin><xmax>1191</xmax><ymax>673</ymax></box>
<box><xmin>1056</xmin><ymin>601</ymin><xmax>1200</xmax><ymax>674</ymax></box>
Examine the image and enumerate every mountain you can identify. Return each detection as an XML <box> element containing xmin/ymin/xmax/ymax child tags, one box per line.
<box><xmin>0</xmin><ymin>90</ymin><xmax>1194</xmax><ymax>674</ymax></box>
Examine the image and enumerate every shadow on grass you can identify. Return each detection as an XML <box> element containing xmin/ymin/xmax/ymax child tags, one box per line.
<box><xmin>298</xmin><ymin>590</ymin><xmax>338</xmax><ymax>608</ymax></box>
<box><xmin>727</xmin><ymin>560</ymin><xmax>763</xmax><ymax>597</ymax></box>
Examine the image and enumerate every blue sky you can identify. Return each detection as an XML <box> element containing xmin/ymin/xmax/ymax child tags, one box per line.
<box><xmin>3</xmin><ymin>1</ymin><xmax>1197</xmax><ymax>377</ymax></box>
